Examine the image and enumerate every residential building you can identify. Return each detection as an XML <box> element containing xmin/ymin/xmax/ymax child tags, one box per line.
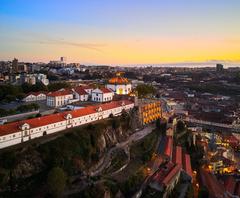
<box><xmin>19</xmin><ymin>73</ymin><xmax>49</xmax><ymax>85</ymax></box>
<box><xmin>150</xmin><ymin>162</ymin><xmax>182</xmax><ymax>198</ymax></box>
<box><xmin>22</xmin><ymin>92</ymin><xmax>47</xmax><ymax>102</ymax></box>
<box><xmin>12</xmin><ymin>58</ymin><xmax>18</xmax><ymax>73</ymax></box>
<box><xmin>46</xmin><ymin>90</ymin><xmax>73</xmax><ymax>107</ymax></box>
<box><xmin>73</xmin><ymin>86</ymin><xmax>89</xmax><ymax>101</ymax></box>
<box><xmin>199</xmin><ymin>168</ymin><xmax>228</xmax><ymax>198</ymax></box>
<box><xmin>91</xmin><ymin>88</ymin><xmax>114</xmax><ymax>102</ymax></box>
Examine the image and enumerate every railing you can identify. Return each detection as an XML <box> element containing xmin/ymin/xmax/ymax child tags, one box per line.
<box><xmin>184</xmin><ymin>118</ymin><xmax>240</xmax><ymax>130</ymax></box>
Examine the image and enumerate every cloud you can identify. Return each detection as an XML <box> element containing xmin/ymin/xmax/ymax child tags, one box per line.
<box><xmin>34</xmin><ymin>38</ymin><xmax>106</xmax><ymax>52</ymax></box>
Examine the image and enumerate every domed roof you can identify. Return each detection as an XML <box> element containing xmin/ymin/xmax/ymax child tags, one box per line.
<box><xmin>108</xmin><ymin>72</ymin><xmax>130</xmax><ymax>84</ymax></box>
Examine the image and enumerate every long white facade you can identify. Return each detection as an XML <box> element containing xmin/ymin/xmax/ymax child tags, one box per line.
<box><xmin>0</xmin><ymin>100</ymin><xmax>134</xmax><ymax>149</ymax></box>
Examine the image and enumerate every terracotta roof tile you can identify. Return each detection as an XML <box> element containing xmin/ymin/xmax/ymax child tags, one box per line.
<box><xmin>74</xmin><ymin>87</ymin><xmax>88</xmax><ymax>95</ymax></box>
<box><xmin>224</xmin><ymin>176</ymin><xmax>236</xmax><ymax>195</ymax></box>
<box><xmin>47</xmin><ymin>90</ymin><xmax>73</xmax><ymax>97</ymax></box>
<box><xmin>0</xmin><ymin>100</ymin><xmax>133</xmax><ymax>137</ymax></box>
<box><xmin>173</xmin><ymin>146</ymin><xmax>182</xmax><ymax>166</ymax></box>
<box><xmin>164</xmin><ymin>136</ymin><xmax>173</xmax><ymax>157</ymax></box>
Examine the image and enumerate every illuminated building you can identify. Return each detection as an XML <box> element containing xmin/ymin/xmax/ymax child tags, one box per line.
<box><xmin>106</xmin><ymin>72</ymin><xmax>132</xmax><ymax>95</ymax></box>
<box><xmin>138</xmin><ymin>99</ymin><xmax>161</xmax><ymax>125</ymax></box>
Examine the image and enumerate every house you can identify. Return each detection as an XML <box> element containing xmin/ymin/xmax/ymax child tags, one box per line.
<box><xmin>46</xmin><ymin>89</ymin><xmax>74</xmax><ymax>107</ymax></box>
<box><xmin>150</xmin><ymin>162</ymin><xmax>182</xmax><ymax>197</ymax></box>
<box><xmin>199</xmin><ymin>168</ymin><xmax>228</xmax><ymax>198</ymax></box>
<box><xmin>91</xmin><ymin>88</ymin><xmax>114</xmax><ymax>102</ymax></box>
<box><xmin>73</xmin><ymin>86</ymin><xmax>89</xmax><ymax>101</ymax></box>
<box><xmin>22</xmin><ymin>92</ymin><xmax>47</xmax><ymax>102</ymax></box>
<box><xmin>81</xmin><ymin>85</ymin><xmax>93</xmax><ymax>95</ymax></box>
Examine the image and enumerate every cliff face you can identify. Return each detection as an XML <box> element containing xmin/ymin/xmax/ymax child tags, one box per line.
<box><xmin>95</xmin><ymin>125</ymin><xmax>131</xmax><ymax>161</ymax></box>
<box><xmin>0</xmin><ymin>109</ymin><xmax>142</xmax><ymax>188</ymax></box>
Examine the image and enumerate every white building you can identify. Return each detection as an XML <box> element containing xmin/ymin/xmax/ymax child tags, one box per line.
<box><xmin>82</xmin><ymin>85</ymin><xmax>93</xmax><ymax>95</ymax></box>
<box><xmin>72</xmin><ymin>86</ymin><xmax>89</xmax><ymax>101</ymax></box>
<box><xmin>23</xmin><ymin>92</ymin><xmax>47</xmax><ymax>102</ymax></box>
<box><xmin>19</xmin><ymin>73</ymin><xmax>49</xmax><ymax>86</ymax></box>
<box><xmin>0</xmin><ymin>100</ymin><xmax>134</xmax><ymax>149</ymax></box>
<box><xmin>106</xmin><ymin>72</ymin><xmax>132</xmax><ymax>95</ymax></box>
<box><xmin>91</xmin><ymin>88</ymin><xmax>114</xmax><ymax>102</ymax></box>
<box><xmin>46</xmin><ymin>90</ymin><xmax>74</xmax><ymax>107</ymax></box>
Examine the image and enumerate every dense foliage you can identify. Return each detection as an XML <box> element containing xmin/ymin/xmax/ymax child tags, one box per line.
<box><xmin>136</xmin><ymin>84</ymin><xmax>156</xmax><ymax>98</ymax></box>
<box><xmin>0</xmin><ymin>103</ymin><xmax>39</xmax><ymax>117</ymax></box>
<box><xmin>47</xmin><ymin>167</ymin><xmax>67</xmax><ymax>197</ymax></box>
<box><xmin>0</xmin><ymin>82</ymin><xmax>70</xmax><ymax>103</ymax></box>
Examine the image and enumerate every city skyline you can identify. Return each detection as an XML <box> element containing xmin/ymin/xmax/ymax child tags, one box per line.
<box><xmin>1</xmin><ymin>0</ymin><xmax>240</xmax><ymax>65</ymax></box>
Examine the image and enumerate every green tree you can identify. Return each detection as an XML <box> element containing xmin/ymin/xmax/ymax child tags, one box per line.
<box><xmin>48</xmin><ymin>82</ymin><xmax>70</xmax><ymax>92</ymax></box>
<box><xmin>176</xmin><ymin>120</ymin><xmax>186</xmax><ymax>134</ymax></box>
<box><xmin>136</xmin><ymin>84</ymin><xmax>156</xmax><ymax>98</ymax></box>
<box><xmin>47</xmin><ymin>167</ymin><xmax>67</xmax><ymax>197</ymax></box>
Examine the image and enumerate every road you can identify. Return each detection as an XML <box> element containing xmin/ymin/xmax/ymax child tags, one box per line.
<box><xmin>132</xmin><ymin>133</ymin><xmax>163</xmax><ymax>198</ymax></box>
<box><xmin>90</xmin><ymin>125</ymin><xmax>155</xmax><ymax>176</ymax></box>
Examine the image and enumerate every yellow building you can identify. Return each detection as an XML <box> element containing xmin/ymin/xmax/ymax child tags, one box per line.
<box><xmin>139</xmin><ymin>100</ymin><xmax>162</xmax><ymax>125</ymax></box>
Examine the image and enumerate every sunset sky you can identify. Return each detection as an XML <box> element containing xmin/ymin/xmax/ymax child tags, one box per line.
<box><xmin>0</xmin><ymin>0</ymin><xmax>240</xmax><ymax>65</ymax></box>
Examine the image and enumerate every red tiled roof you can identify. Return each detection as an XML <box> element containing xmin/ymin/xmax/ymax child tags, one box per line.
<box><xmin>0</xmin><ymin>100</ymin><xmax>133</xmax><ymax>137</ymax></box>
<box><xmin>26</xmin><ymin>91</ymin><xmax>47</xmax><ymax>97</ymax></box>
<box><xmin>173</xmin><ymin>146</ymin><xmax>182</xmax><ymax>166</ymax></box>
<box><xmin>81</xmin><ymin>85</ymin><xmax>93</xmax><ymax>90</ymax></box>
<box><xmin>235</xmin><ymin>183</ymin><xmax>240</xmax><ymax>197</ymax></box>
<box><xmin>164</xmin><ymin>136</ymin><xmax>173</xmax><ymax>157</ymax></box>
<box><xmin>108</xmin><ymin>75</ymin><xmax>129</xmax><ymax>84</ymax></box>
<box><xmin>199</xmin><ymin>168</ymin><xmax>226</xmax><ymax>198</ymax></box>
<box><xmin>224</xmin><ymin>176</ymin><xmax>236</xmax><ymax>195</ymax></box>
<box><xmin>47</xmin><ymin>90</ymin><xmax>73</xmax><ymax>97</ymax></box>
<box><xmin>153</xmin><ymin>161</ymin><xmax>175</xmax><ymax>183</ymax></box>
<box><xmin>100</xmin><ymin>87</ymin><xmax>113</xmax><ymax>94</ymax></box>
<box><xmin>183</xmin><ymin>154</ymin><xmax>192</xmax><ymax>178</ymax></box>
<box><xmin>162</xmin><ymin>164</ymin><xmax>181</xmax><ymax>186</ymax></box>
<box><xmin>74</xmin><ymin>87</ymin><xmax>88</xmax><ymax>95</ymax></box>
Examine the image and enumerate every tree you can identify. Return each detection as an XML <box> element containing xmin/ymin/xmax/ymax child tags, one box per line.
<box><xmin>48</xmin><ymin>82</ymin><xmax>70</xmax><ymax>92</ymax></box>
<box><xmin>156</xmin><ymin>119</ymin><xmax>167</xmax><ymax>136</ymax></box>
<box><xmin>47</xmin><ymin>167</ymin><xmax>67</xmax><ymax>197</ymax></box>
<box><xmin>136</xmin><ymin>84</ymin><xmax>156</xmax><ymax>98</ymax></box>
<box><xmin>198</xmin><ymin>186</ymin><xmax>209</xmax><ymax>198</ymax></box>
<box><xmin>1</xmin><ymin>151</ymin><xmax>17</xmax><ymax>192</ymax></box>
<box><xmin>176</xmin><ymin>120</ymin><xmax>186</xmax><ymax>134</ymax></box>
<box><xmin>111</xmin><ymin>117</ymin><xmax>120</xmax><ymax>130</ymax></box>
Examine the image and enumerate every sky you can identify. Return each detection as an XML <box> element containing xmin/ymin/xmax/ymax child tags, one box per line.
<box><xmin>0</xmin><ymin>0</ymin><xmax>240</xmax><ymax>65</ymax></box>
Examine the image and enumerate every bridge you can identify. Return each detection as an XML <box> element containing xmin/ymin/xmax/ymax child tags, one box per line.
<box><xmin>184</xmin><ymin>118</ymin><xmax>240</xmax><ymax>133</ymax></box>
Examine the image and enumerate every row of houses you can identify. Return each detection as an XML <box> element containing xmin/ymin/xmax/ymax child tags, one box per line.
<box><xmin>22</xmin><ymin>72</ymin><xmax>133</xmax><ymax>107</ymax></box>
<box><xmin>23</xmin><ymin>86</ymin><xmax>115</xmax><ymax>107</ymax></box>
<box><xmin>149</xmin><ymin>136</ymin><xmax>193</xmax><ymax>197</ymax></box>
<box><xmin>0</xmin><ymin>100</ymin><xmax>134</xmax><ymax>149</ymax></box>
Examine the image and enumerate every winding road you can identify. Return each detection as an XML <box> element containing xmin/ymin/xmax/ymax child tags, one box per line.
<box><xmin>90</xmin><ymin>125</ymin><xmax>155</xmax><ymax>176</ymax></box>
